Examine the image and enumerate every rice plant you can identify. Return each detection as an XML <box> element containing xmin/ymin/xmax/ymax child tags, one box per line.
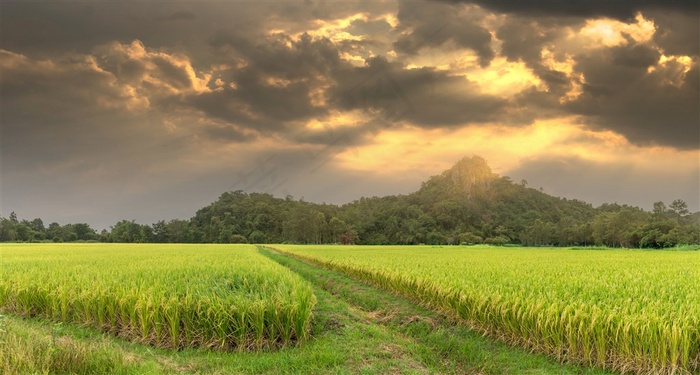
<box><xmin>275</xmin><ymin>245</ymin><xmax>700</xmax><ymax>374</ymax></box>
<box><xmin>0</xmin><ymin>244</ymin><xmax>316</xmax><ymax>351</ymax></box>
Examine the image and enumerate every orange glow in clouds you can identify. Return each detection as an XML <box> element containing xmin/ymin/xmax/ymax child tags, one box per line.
<box><xmin>334</xmin><ymin>119</ymin><xmax>698</xmax><ymax>180</ymax></box>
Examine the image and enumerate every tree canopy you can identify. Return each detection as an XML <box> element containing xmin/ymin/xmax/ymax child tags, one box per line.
<box><xmin>2</xmin><ymin>156</ymin><xmax>698</xmax><ymax>248</ymax></box>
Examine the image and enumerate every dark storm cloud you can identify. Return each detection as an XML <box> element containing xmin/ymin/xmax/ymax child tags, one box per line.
<box><xmin>444</xmin><ymin>0</ymin><xmax>699</xmax><ymax>151</ymax></box>
<box><xmin>0</xmin><ymin>42</ymin><xmax>208</xmax><ymax>207</ymax></box>
<box><xmin>434</xmin><ymin>0</ymin><xmax>699</xmax><ymax>20</ymax></box>
<box><xmin>610</xmin><ymin>42</ymin><xmax>662</xmax><ymax>68</ymax></box>
<box><xmin>497</xmin><ymin>18</ymin><xmax>567</xmax><ymax>64</ymax></box>
<box><xmin>494</xmin><ymin>17</ymin><xmax>576</xmax><ymax>98</ymax></box>
<box><xmin>177</xmin><ymin>33</ymin><xmax>344</xmax><ymax>133</ymax></box>
<box><xmin>184</xmin><ymin>78</ymin><xmax>325</xmax><ymax>133</ymax></box>
<box><xmin>483</xmin><ymin>6</ymin><xmax>699</xmax><ymax>150</ymax></box>
<box><xmin>0</xmin><ymin>3</ymin><xmax>203</xmax><ymax>57</ymax></box>
<box><xmin>3</xmin><ymin>0</ymin><xmax>390</xmax><ymax>147</ymax></box>
<box><xmin>0</xmin><ymin>1</ymin><xmax>391</xmax><ymax>66</ymax></box>
<box><xmin>208</xmin><ymin>32</ymin><xmax>343</xmax><ymax>80</ymax></box>
<box><xmin>345</xmin><ymin>18</ymin><xmax>394</xmax><ymax>38</ymax></box>
<box><xmin>0</xmin><ymin>50</ymin><xmax>136</xmax><ymax>143</ymax></box>
<box><xmin>92</xmin><ymin>40</ymin><xmax>202</xmax><ymax>95</ymax></box>
<box><xmin>648</xmin><ymin>10</ymin><xmax>700</xmax><ymax>57</ymax></box>
<box><xmin>190</xmin><ymin>30</ymin><xmax>508</xmax><ymax>137</ymax></box>
<box><xmin>6</xmin><ymin>0</ymin><xmax>692</xmax><ymax>150</ymax></box>
<box><xmin>329</xmin><ymin>57</ymin><xmax>507</xmax><ymax>127</ymax></box>
<box><xmin>566</xmin><ymin>45</ymin><xmax>699</xmax><ymax>149</ymax></box>
<box><xmin>393</xmin><ymin>0</ymin><xmax>494</xmax><ymax>67</ymax></box>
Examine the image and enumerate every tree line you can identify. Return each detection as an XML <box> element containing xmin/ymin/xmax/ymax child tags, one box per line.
<box><xmin>2</xmin><ymin>157</ymin><xmax>698</xmax><ymax>248</ymax></box>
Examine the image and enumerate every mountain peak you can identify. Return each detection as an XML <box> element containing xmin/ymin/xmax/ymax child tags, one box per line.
<box><xmin>446</xmin><ymin>156</ymin><xmax>497</xmax><ymax>191</ymax></box>
<box><xmin>418</xmin><ymin>155</ymin><xmax>498</xmax><ymax>198</ymax></box>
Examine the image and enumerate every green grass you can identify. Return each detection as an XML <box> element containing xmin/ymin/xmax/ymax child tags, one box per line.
<box><xmin>0</xmin><ymin>313</ymin><xmax>170</xmax><ymax>374</ymax></box>
<box><xmin>671</xmin><ymin>244</ymin><xmax>700</xmax><ymax>251</ymax></box>
<box><xmin>272</xmin><ymin>245</ymin><xmax>700</xmax><ymax>374</ymax></box>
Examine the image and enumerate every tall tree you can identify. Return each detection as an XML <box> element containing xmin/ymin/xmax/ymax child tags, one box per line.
<box><xmin>669</xmin><ymin>199</ymin><xmax>690</xmax><ymax>223</ymax></box>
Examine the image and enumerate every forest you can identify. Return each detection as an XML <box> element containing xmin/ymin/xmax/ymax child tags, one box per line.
<box><xmin>2</xmin><ymin>156</ymin><xmax>698</xmax><ymax>248</ymax></box>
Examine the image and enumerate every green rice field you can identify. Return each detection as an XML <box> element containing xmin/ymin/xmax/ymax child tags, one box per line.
<box><xmin>273</xmin><ymin>245</ymin><xmax>700</xmax><ymax>374</ymax></box>
<box><xmin>1</xmin><ymin>243</ymin><xmax>698</xmax><ymax>374</ymax></box>
<box><xmin>0</xmin><ymin>244</ymin><xmax>315</xmax><ymax>351</ymax></box>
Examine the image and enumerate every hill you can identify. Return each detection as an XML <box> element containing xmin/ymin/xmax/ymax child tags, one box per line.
<box><xmin>1</xmin><ymin>156</ymin><xmax>698</xmax><ymax>247</ymax></box>
<box><xmin>180</xmin><ymin>156</ymin><xmax>698</xmax><ymax>247</ymax></box>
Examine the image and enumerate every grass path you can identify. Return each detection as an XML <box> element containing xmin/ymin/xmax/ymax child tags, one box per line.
<box><xmin>258</xmin><ymin>246</ymin><xmax>613</xmax><ymax>374</ymax></box>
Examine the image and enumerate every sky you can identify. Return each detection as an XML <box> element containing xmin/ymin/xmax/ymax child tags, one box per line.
<box><xmin>1</xmin><ymin>0</ymin><xmax>699</xmax><ymax>230</ymax></box>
